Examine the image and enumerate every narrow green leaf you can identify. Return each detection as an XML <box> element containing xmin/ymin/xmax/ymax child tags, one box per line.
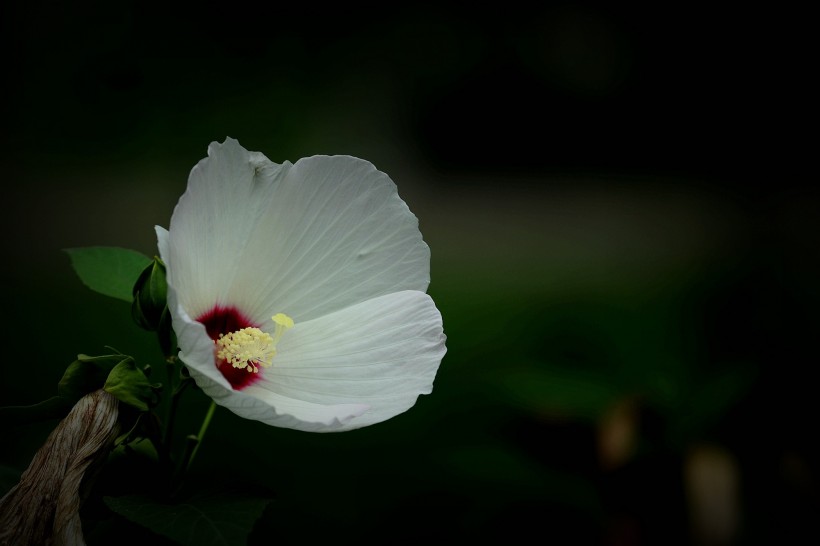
<box><xmin>104</xmin><ymin>487</ymin><xmax>273</xmax><ymax>546</ymax></box>
<box><xmin>64</xmin><ymin>246</ymin><xmax>152</xmax><ymax>302</ymax></box>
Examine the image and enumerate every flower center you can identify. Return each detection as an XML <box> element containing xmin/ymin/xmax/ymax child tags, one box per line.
<box><xmin>215</xmin><ymin>313</ymin><xmax>294</xmax><ymax>374</ymax></box>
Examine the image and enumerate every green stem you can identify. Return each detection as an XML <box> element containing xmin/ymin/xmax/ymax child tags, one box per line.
<box><xmin>162</xmin><ymin>358</ymin><xmax>178</xmax><ymax>444</ymax></box>
<box><xmin>187</xmin><ymin>400</ymin><xmax>217</xmax><ymax>470</ymax></box>
<box><xmin>170</xmin><ymin>399</ymin><xmax>217</xmax><ymax>496</ymax></box>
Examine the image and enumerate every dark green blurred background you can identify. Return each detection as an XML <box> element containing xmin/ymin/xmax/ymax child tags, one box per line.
<box><xmin>1</xmin><ymin>2</ymin><xmax>815</xmax><ymax>545</ymax></box>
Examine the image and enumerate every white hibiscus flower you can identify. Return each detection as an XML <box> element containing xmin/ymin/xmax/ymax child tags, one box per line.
<box><xmin>156</xmin><ymin>138</ymin><xmax>446</xmax><ymax>432</ymax></box>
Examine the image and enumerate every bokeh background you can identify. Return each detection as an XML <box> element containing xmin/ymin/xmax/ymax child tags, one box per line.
<box><xmin>1</xmin><ymin>2</ymin><xmax>815</xmax><ymax>545</ymax></box>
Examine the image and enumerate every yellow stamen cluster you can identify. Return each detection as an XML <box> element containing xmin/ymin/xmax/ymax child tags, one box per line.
<box><xmin>215</xmin><ymin>313</ymin><xmax>294</xmax><ymax>373</ymax></box>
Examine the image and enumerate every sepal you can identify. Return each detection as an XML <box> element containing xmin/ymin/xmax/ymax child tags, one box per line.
<box><xmin>131</xmin><ymin>257</ymin><xmax>168</xmax><ymax>332</ymax></box>
<box><xmin>58</xmin><ymin>352</ymin><xmax>160</xmax><ymax>411</ymax></box>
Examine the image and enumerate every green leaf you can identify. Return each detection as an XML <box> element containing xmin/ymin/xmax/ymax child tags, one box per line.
<box><xmin>64</xmin><ymin>246</ymin><xmax>152</xmax><ymax>301</ymax></box>
<box><xmin>57</xmin><ymin>354</ymin><xmax>127</xmax><ymax>404</ymax></box>
<box><xmin>110</xmin><ymin>437</ymin><xmax>160</xmax><ymax>463</ymax></box>
<box><xmin>104</xmin><ymin>487</ymin><xmax>273</xmax><ymax>546</ymax></box>
<box><xmin>104</xmin><ymin>359</ymin><xmax>159</xmax><ymax>412</ymax></box>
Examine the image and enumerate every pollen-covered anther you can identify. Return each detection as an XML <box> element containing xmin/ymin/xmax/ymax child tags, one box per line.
<box><xmin>215</xmin><ymin>313</ymin><xmax>294</xmax><ymax>374</ymax></box>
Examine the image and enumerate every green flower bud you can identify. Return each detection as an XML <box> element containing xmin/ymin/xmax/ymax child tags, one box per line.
<box><xmin>131</xmin><ymin>257</ymin><xmax>168</xmax><ymax>332</ymax></box>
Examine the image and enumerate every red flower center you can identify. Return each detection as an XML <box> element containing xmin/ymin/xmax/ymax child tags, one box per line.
<box><xmin>196</xmin><ymin>306</ymin><xmax>263</xmax><ymax>390</ymax></box>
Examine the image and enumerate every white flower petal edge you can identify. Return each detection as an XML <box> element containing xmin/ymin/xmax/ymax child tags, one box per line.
<box><xmin>254</xmin><ymin>290</ymin><xmax>446</xmax><ymax>431</ymax></box>
<box><xmin>164</xmin><ymin>138</ymin><xmax>431</xmax><ymax>324</ymax></box>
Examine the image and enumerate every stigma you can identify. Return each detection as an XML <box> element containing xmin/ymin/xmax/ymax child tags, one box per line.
<box><xmin>215</xmin><ymin>313</ymin><xmax>294</xmax><ymax>373</ymax></box>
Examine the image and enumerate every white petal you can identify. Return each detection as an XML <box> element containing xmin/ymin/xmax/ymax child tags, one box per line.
<box><xmin>156</xmin><ymin>225</ymin><xmax>170</xmax><ymax>265</ymax></box>
<box><xmin>256</xmin><ymin>290</ymin><xmax>446</xmax><ymax>431</ymax></box>
<box><xmin>163</xmin><ymin>138</ymin><xmax>430</xmax><ymax>323</ymax></box>
<box><xmin>193</xmin><ymin>372</ymin><xmax>370</xmax><ymax>433</ymax></box>
<box><xmin>167</xmin><ymin>281</ymin><xmax>370</xmax><ymax>432</ymax></box>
